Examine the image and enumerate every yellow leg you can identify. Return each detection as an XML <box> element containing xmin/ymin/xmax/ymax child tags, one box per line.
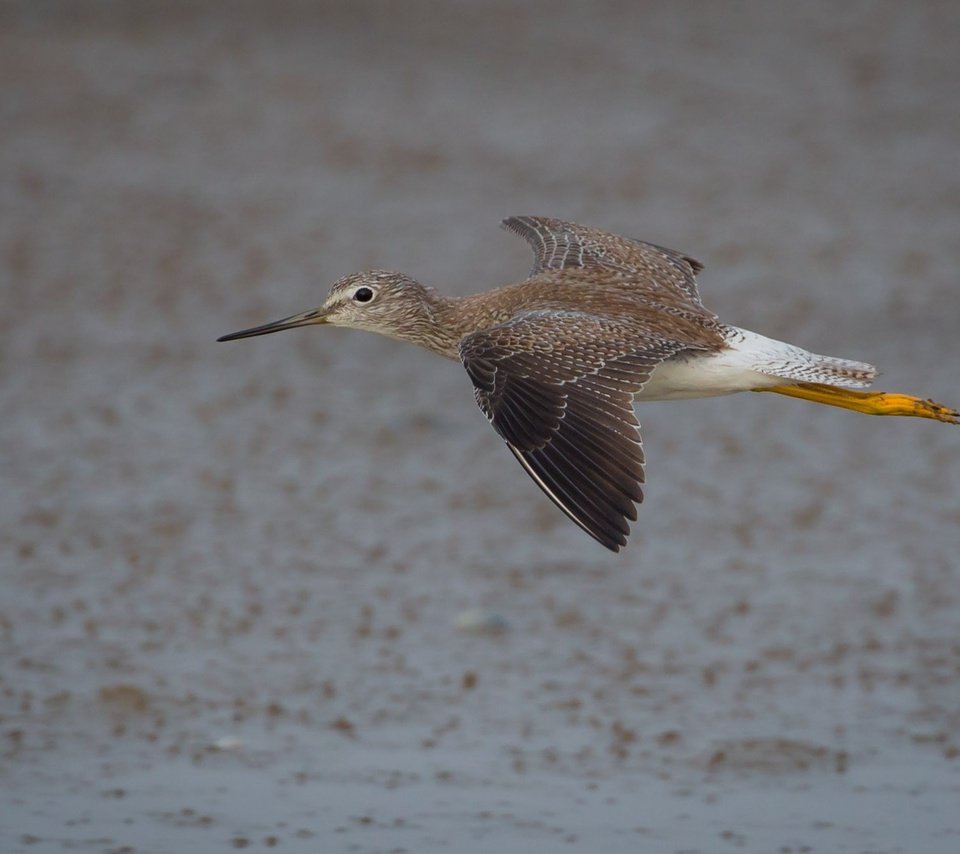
<box><xmin>755</xmin><ymin>382</ymin><xmax>959</xmax><ymax>424</ymax></box>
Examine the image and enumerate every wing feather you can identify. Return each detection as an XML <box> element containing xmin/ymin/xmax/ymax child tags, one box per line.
<box><xmin>502</xmin><ymin>215</ymin><xmax>709</xmax><ymax>308</ymax></box>
<box><xmin>460</xmin><ymin>311</ymin><xmax>689</xmax><ymax>551</ymax></box>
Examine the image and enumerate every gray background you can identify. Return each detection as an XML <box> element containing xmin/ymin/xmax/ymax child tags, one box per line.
<box><xmin>2</xmin><ymin>1</ymin><xmax>959</xmax><ymax>851</ymax></box>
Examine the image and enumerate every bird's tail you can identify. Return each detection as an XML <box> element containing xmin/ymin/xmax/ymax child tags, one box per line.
<box><xmin>759</xmin><ymin>351</ymin><xmax>958</xmax><ymax>424</ymax></box>
<box><xmin>757</xmin><ymin>351</ymin><xmax>879</xmax><ymax>389</ymax></box>
<box><xmin>723</xmin><ymin>327</ymin><xmax>878</xmax><ymax>389</ymax></box>
<box><xmin>728</xmin><ymin>327</ymin><xmax>957</xmax><ymax>423</ymax></box>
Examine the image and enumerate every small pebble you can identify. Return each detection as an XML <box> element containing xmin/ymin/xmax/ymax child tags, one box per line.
<box><xmin>454</xmin><ymin>609</ymin><xmax>509</xmax><ymax>635</ymax></box>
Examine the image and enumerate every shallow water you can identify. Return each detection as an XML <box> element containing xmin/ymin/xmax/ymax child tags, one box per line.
<box><xmin>2</xmin><ymin>2</ymin><xmax>959</xmax><ymax>852</ymax></box>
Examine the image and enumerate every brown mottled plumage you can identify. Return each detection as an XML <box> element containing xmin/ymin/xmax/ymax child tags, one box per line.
<box><xmin>219</xmin><ymin>216</ymin><xmax>958</xmax><ymax>551</ymax></box>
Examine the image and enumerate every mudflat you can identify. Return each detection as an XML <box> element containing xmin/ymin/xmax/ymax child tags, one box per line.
<box><xmin>2</xmin><ymin>3</ymin><xmax>958</xmax><ymax>851</ymax></box>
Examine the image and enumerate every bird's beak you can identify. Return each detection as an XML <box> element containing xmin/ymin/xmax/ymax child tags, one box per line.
<box><xmin>217</xmin><ymin>307</ymin><xmax>329</xmax><ymax>342</ymax></box>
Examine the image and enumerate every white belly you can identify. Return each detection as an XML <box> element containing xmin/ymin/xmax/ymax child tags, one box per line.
<box><xmin>638</xmin><ymin>347</ymin><xmax>783</xmax><ymax>402</ymax></box>
<box><xmin>636</xmin><ymin>327</ymin><xmax>876</xmax><ymax>401</ymax></box>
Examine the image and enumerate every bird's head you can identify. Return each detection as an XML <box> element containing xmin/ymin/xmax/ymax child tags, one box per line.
<box><xmin>218</xmin><ymin>271</ymin><xmax>444</xmax><ymax>345</ymax></box>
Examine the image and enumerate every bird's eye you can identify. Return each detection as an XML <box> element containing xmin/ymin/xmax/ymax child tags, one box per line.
<box><xmin>353</xmin><ymin>287</ymin><xmax>374</xmax><ymax>303</ymax></box>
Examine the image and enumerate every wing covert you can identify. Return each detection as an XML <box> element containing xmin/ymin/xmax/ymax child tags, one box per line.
<box><xmin>501</xmin><ymin>215</ymin><xmax>708</xmax><ymax>307</ymax></box>
<box><xmin>460</xmin><ymin>311</ymin><xmax>686</xmax><ymax>551</ymax></box>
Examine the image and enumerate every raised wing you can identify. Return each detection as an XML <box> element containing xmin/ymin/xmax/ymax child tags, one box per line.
<box><xmin>459</xmin><ymin>310</ymin><xmax>687</xmax><ymax>551</ymax></box>
<box><xmin>502</xmin><ymin>215</ymin><xmax>707</xmax><ymax>306</ymax></box>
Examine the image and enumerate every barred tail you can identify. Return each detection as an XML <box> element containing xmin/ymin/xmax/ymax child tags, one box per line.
<box><xmin>723</xmin><ymin>327</ymin><xmax>878</xmax><ymax>389</ymax></box>
<box><xmin>770</xmin><ymin>354</ymin><xmax>879</xmax><ymax>389</ymax></box>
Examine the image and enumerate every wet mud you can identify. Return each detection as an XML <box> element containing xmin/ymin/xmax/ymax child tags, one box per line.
<box><xmin>2</xmin><ymin>2</ymin><xmax>959</xmax><ymax>852</ymax></box>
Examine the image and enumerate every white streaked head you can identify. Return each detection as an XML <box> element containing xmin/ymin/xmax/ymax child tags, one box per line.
<box><xmin>217</xmin><ymin>271</ymin><xmax>444</xmax><ymax>344</ymax></box>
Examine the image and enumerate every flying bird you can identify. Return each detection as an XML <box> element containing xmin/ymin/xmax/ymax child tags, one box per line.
<box><xmin>219</xmin><ymin>216</ymin><xmax>957</xmax><ymax>551</ymax></box>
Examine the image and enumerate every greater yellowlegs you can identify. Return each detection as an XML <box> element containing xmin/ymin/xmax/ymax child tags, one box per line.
<box><xmin>219</xmin><ymin>216</ymin><xmax>957</xmax><ymax>551</ymax></box>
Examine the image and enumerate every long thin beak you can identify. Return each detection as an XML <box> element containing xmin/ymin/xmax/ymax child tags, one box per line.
<box><xmin>217</xmin><ymin>307</ymin><xmax>329</xmax><ymax>342</ymax></box>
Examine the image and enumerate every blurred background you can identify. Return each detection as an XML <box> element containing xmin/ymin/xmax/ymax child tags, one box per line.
<box><xmin>2</xmin><ymin>1</ymin><xmax>959</xmax><ymax>851</ymax></box>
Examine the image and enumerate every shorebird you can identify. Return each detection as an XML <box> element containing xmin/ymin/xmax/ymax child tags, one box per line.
<box><xmin>218</xmin><ymin>216</ymin><xmax>957</xmax><ymax>551</ymax></box>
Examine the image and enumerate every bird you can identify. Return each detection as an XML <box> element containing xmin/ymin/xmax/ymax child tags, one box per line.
<box><xmin>218</xmin><ymin>216</ymin><xmax>958</xmax><ymax>552</ymax></box>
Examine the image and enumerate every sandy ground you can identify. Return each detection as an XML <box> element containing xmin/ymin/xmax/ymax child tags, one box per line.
<box><xmin>2</xmin><ymin>2</ymin><xmax>959</xmax><ymax>852</ymax></box>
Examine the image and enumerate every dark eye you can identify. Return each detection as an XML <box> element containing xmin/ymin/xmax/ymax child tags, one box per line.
<box><xmin>353</xmin><ymin>287</ymin><xmax>374</xmax><ymax>303</ymax></box>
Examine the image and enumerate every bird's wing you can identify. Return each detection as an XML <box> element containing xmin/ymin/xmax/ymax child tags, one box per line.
<box><xmin>501</xmin><ymin>215</ymin><xmax>708</xmax><ymax>307</ymax></box>
<box><xmin>459</xmin><ymin>310</ymin><xmax>688</xmax><ymax>552</ymax></box>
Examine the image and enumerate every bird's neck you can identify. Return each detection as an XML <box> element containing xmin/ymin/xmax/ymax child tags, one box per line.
<box><xmin>388</xmin><ymin>285</ymin><xmax>528</xmax><ymax>360</ymax></box>
<box><xmin>387</xmin><ymin>288</ymin><xmax>469</xmax><ymax>360</ymax></box>
<box><xmin>421</xmin><ymin>288</ymin><xmax>531</xmax><ymax>359</ymax></box>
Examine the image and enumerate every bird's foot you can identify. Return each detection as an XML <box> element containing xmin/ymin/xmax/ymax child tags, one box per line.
<box><xmin>759</xmin><ymin>383</ymin><xmax>960</xmax><ymax>424</ymax></box>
